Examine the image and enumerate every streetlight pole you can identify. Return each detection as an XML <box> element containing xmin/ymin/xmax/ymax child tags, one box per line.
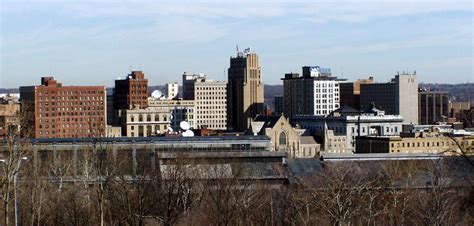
<box><xmin>14</xmin><ymin>174</ymin><xmax>18</xmax><ymax>226</ymax></box>
<box><xmin>1</xmin><ymin>157</ymin><xmax>27</xmax><ymax>226</ymax></box>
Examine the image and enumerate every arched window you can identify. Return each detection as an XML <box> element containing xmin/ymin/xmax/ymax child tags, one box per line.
<box><xmin>139</xmin><ymin>114</ymin><xmax>143</xmax><ymax>122</ymax></box>
<box><xmin>279</xmin><ymin>131</ymin><xmax>287</xmax><ymax>146</ymax></box>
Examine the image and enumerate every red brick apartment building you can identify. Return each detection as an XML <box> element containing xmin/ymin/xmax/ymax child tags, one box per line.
<box><xmin>19</xmin><ymin>77</ymin><xmax>106</xmax><ymax>138</ymax></box>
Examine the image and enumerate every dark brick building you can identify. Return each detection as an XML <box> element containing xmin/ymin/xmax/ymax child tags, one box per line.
<box><xmin>113</xmin><ymin>71</ymin><xmax>148</xmax><ymax>110</ymax></box>
<box><xmin>19</xmin><ymin>77</ymin><xmax>106</xmax><ymax>138</ymax></box>
<box><xmin>418</xmin><ymin>90</ymin><xmax>449</xmax><ymax>125</ymax></box>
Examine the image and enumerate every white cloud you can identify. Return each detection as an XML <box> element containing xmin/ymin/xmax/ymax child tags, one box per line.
<box><xmin>3</xmin><ymin>0</ymin><xmax>472</xmax><ymax>22</ymax></box>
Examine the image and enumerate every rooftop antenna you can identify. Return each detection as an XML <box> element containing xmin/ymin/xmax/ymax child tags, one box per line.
<box><xmin>236</xmin><ymin>44</ymin><xmax>239</xmax><ymax>52</ymax></box>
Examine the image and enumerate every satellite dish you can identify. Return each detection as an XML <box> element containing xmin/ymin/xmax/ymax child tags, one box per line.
<box><xmin>180</xmin><ymin>121</ymin><xmax>191</xmax><ymax>130</ymax></box>
<box><xmin>182</xmin><ymin>130</ymin><xmax>194</xmax><ymax>137</ymax></box>
<box><xmin>151</xmin><ymin>90</ymin><xmax>163</xmax><ymax>99</ymax></box>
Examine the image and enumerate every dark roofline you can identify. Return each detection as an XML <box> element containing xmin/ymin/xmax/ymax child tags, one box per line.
<box><xmin>1</xmin><ymin>135</ymin><xmax>271</xmax><ymax>145</ymax></box>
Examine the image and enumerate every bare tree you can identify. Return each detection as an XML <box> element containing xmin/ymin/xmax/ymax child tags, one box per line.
<box><xmin>0</xmin><ymin>104</ymin><xmax>33</xmax><ymax>226</ymax></box>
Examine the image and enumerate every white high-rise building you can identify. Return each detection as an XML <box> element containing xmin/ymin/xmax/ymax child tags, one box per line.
<box><xmin>166</xmin><ymin>83</ymin><xmax>179</xmax><ymax>99</ymax></box>
<box><xmin>283</xmin><ymin>66</ymin><xmax>346</xmax><ymax>119</ymax></box>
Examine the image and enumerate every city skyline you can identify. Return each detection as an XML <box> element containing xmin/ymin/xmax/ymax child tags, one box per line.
<box><xmin>1</xmin><ymin>0</ymin><xmax>473</xmax><ymax>88</ymax></box>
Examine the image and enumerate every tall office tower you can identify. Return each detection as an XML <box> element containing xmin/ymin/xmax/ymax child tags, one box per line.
<box><xmin>227</xmin><ymin>48</ymin><xmax>264</xmax><ymax>131</ymax></box>
<box><xmin>282</xmin><ymin>66</ymin><xmax>346</xmax><ymax>119</ymax></box>
<box><xmin>273</xmin><ymin>95</ymin><xmax>283</xmax><ymax>116</ymax></box>
<box><xmin>166</xmin><ymin>82</ymin><xmax>179</xmax><ymax>99</ymax></box>
<box><xmin>182</xmin><ymin>73</ymin><xmax>227</xmax><ymax>130</ymax></box>
<box><xmin>182</xmin><ymin>72</ymin><xmax>205</xmax><ymax>100</ymax></box>
<box><xmin>418</xmin><ymin>90</ymin><xmax>449</xmax><ymax>125</ymax></box>
<box><xmin>19</xmin><ymin>77</ymin><xmax>106</xmax><ymax>138</ymax></box>
<box><xmin>113</xmin><ymin>71</ymin><xmax>148</xmax><ymax>110</ymax></box>
<box><xmin>360</xmin><ymin>72</ymin><xmax>418</xmax><ymax>124</ymax></box>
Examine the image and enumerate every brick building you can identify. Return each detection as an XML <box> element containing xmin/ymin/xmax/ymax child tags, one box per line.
<box><xmin>113</xmin><ymin>71</ymin><xmax>148</xmax><ymax>110</ymax></box>
<box><xmin>19</xmin><ymin>77</ymin><xmax>106</xmax><ymax>138</ymax></box>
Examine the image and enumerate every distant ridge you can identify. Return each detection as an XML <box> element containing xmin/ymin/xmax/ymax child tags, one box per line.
<box><xmin>2</xmin><ymin>83</ymin><xmax>472</xmax><ymax>106</ymax></box>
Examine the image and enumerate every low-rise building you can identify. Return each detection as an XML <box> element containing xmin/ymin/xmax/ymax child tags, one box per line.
<box><xmin>356</xmin><ymin>132</ymin><xmax>474</xmax><ymax>155</ymax></box>
<box><xmin>0</xmin><ymin>95</ymin><xmax>20</xmax><ymax>138</ymax></box>
<box><xmin>292</xmin><ymin>104</ymin><xmax>403</xmax><ymax>154</ymax></box>
<box><xmin>250</xmin><ymin>115</ymin><xmax>320</xmax><ymax>158</ymax></box>
<box><xmin>148</xmin><ymin>98</ymin><xmax>195</xmax><ymax>130</ymax></box>
<box><xmin>122</xmin><ymin>107</ymin><xmax>171</xmax><ymax>137</ymax></box>
<box><xmin>106</xmin><ymin>125</ymin><xmax>122</xmax><ymax>137</ymax></box>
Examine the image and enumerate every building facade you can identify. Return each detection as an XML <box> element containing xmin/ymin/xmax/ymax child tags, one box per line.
<box><xmin>165</xmin><ymin>83</ymin><xmax>179</xmax><ymax>99</ymax></box>
<box><xmin>292</xmin><ymin>105</ymin><xmax>403</xmax><ymax>154</ymax></box>
<box><xmin>356</xmin><ymin>133</ymin><xmax>473</xmax><ymax>155</ymax></box>
<box><xmin>113</xmin><ymin>71</ymin><xmax>148</xmax><ymax>110</ymax></box>
<box><xmin>227</xmin><ymin>48</ymin><xmax>264</xmax><ymax>131</ymax></box>
<box><xmin>19</xmin><ymin>77</ymin><xmax>106</xmax><ymax>138</ymax></box>
<box><xmin>273</xmin><ymin>95</ymin><xmax>283</xmax><ymax>116</ymax></box>
<box><xmin>0</xmin><ymin>95</ymin><xmax>20</xmax><ymax>138</ymax></box>
<box><xmin>282</xmin><ymin>66</ymin><xmax>345</xmax><ymax>119</ymax></box>
<box><xmin>360</xmin><ymin>72</ymin><xmax>418</xmax><ymax>124</ymax></box>
<box><xmin>122</xmin><ymin>107</ymin><xmax>171</xmax><ymax>137</ymax></box>
<box><xmin>418</xmin><ymin>90</ymin><xmax>449</xmax><ymax>125</ymax></box>
<box><xmin>250</xmin><ymin>115</ymin><xmax>320</xmax><ymax>158</ymax></box>
<box><xmin>182</xmin><ymin>73</ymin><xmax>227</xmax><ymax>130</ymax></box>
<box><xmin>182</xmin><ymin>72</ymin><xmax>204</xmax><ymax>100</ymax></box>
<box><xmin>148</xmin><ymin>98</ymin><xmax>196</xmax><ymax>130</ymax></box>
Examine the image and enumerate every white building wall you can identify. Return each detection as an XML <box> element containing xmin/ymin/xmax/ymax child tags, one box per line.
<box><xmin>313</xmin><ymin>80</ymin><xmax>340</xmax><ymax>115</ymax></box>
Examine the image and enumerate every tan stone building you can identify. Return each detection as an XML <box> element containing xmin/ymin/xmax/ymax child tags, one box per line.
<box><xmin>182</xmin><ymin>73</ymin><xmax>227</xmax><ymax>130</ymax></box>
<box><xmin>122</xmin><ymin>107</ymin><xmax>171</xmax><ymax>137</ymax></box>
<box><xmin>0</xmin><ymin>96</ymin><xmax>20</xmax><ymax>138</ymax></box>
<box><xmin>250</xmin><ymin>115</ymin><xmax>320</xmax><ymax>158</ymax></box>
<box><xmin>227</xmin><ymin>48</ymin><xmax>264</xmax><ymax>131</ymax></box>
<box><xmin>148</xmin><ymin>98</ymin><xmax>195</xmax><ymax>130</ymax></box>
<box><xmin>356</xmin><ymin>132</ymin><xmax>474</xmax><ymax>155</ymax></box>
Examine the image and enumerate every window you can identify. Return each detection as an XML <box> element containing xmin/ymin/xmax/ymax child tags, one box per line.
<box><xmin>279</xmin><ymin>132</ymin><xmax>287</xmax><ymax>146</ymax></box>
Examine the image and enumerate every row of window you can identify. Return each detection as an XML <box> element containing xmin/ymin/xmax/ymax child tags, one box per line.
<box><xmin>315</xmin><ymin>83</ymin><xmax>339</xmax><ymax>88</ymax></box>
<box><xmin>391</xmin><ymin>140</ymin><xmax>457</xmax><ymax>148</ymax></box>
<box><xmin>38</xmin><ymin>128</ymin><xmax>103</xmax><ymax>135</ymax></box>
<box><xmin>196</xmin><ymin>95</ymin><xmax>226</xmax><ymax>100</ymax></box>
<box><xmin>39</xmin><ymin>117</ymin><xmax>103</xmax><ymax>123</ymax></box>
<box><xmin>38</xmin><ymin>111</ymin><xmax>103</xmax><ymax>117</ymax></box>
<box><xmin>315</xmin><ymin>88</ymin><xmax>339</xmax><ymax>93</ymax></box>
<box><xmin>197</xmin><ymin>105</ymin><xmax>226</xmax><ymax>110</ymax></box>
<box><xmin>129</xmin><ymin>114</ymin><xmax>168</xmax><ymax>122</ymax></box>
<box><xmin>196</xmin><ymin>86</ymin><xmax>226</xmax><ymax>90</ymax></box>
<box><xmin>38</xmin><ymin>90</ymin><xmax>104</xmax><ymax>95</ymax></box>
<box><xmin>197</xmin><ymin>114</ymin><xmax>226</xmax><ymax>119</ymax></box>
<box><xmin>39</xmin><ymin>106</ymin><xmax>104</xmax><ymax>112</ymax></box>
<box><xmin>38</xmin><ymin>101</ymin><xmax>104</xmax><ymax>107</ymax></box>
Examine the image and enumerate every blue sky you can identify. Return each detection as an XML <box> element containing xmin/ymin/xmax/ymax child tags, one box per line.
<box><xmin>1</xmin><ymin>0</ymin><xmax>473</xmax><ymax>88</ymax></box>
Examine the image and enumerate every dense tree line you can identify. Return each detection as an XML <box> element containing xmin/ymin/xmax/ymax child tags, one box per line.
<box><xmin>1</xmin><ymin>147</ymin><xmax>472</xmax><ymax>225</ymax></box>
